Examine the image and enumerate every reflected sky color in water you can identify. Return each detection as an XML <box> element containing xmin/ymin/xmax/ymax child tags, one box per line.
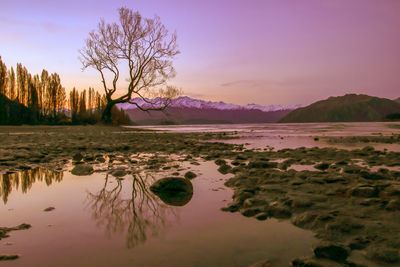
<box><xmin>130</xmin><ymin>122</ymin><xmax>400</xmax><ymax>151</ymax></box>
<box><xmin>0</xmin><ymin>161</ymin><xmax>315</xmax><ymax>266</ymax></box>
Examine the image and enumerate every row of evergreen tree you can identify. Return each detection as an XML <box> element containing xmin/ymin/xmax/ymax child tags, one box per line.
<box><xmin>0</xmin><ymin>56</ymin><xmax>130</xmax><ymax>125</ymax></box>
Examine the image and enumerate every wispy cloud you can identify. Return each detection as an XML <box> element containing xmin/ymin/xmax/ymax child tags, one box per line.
<box><xmin>0</xmin><ymin>16</ymin><xmax>32</xmax><ymax>27</ymax></box>
<box><xmin>221</xmin><ymin>76</ymin><xmax>342</xmax><ymax>90</ymax></box>
<box><xmin>40</xmin><ymin>21</ymin><xmax>67</xmax><ymax>33</ymax></box>
<box><xmin>220</xmin><ymin>80</ymin><xmax>262</xmax><ymax>88</ymax></box>
<box><xmin>0</xmin><ymin>16</ymin><xmax>67</xmax><ymax>34</ymax></box>
<box><xmin>185</xmin><ymin>92</ymin><xmax>206</xmax><ymax>98</ymax></box>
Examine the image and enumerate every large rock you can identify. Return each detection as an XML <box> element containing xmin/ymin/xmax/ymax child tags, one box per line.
<box><xmin>71</xmin><ymin>164</ymin><xmax>94</xmax><ymax>176</ymax></box>
<box><xmin>150</xmin><ymin>177</ymin><xmax>193</xmax><ymax>206</ymax></box>
<box><xmin>312</xmin><ymin>241</ymin><xmax>349</xmax><ymax>262</ymax></box>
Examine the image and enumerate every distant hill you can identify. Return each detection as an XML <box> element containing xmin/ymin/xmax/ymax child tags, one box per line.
<box><xmin>118</xmin><ymin>96</ymin><xmax>297</xmax><ymax>125</ymax></box>
<box><xmin>0</xmin><ymin>94</ymin><xmax>34</xmax><ymax>125</ymax></box>
<box><xmin>395</xmin><ymin>97</ymin><xmax>400</xmax><ymax>103</ymax></box>
<box><xmin>279</xmin><ymin>94</ymin><xmax>400</xmax><ymax>123</ymax></box>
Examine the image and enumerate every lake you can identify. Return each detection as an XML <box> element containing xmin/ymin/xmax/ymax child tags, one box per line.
<box><xmin>0</xmin><ymin>156</ymin><xmax>314</xmax><ymax>266</ymax></box>
<box><xmin>129</xmin><ymin>122</ymin><xmax>400</xmax><ymax>151</ymax></box>
<box><xmin>1</xmin><ymin>122</ymin><xmax>399</xmax><ymax>266</ymax></box>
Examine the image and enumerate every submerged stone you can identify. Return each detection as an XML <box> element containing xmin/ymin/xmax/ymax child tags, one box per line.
<box><xmin>315</xmin><ymin>162</ymin><xmax>330</xmax><ymax>171</ymax></box>
<box><xmin>43</xmin><ymin>207</ymin><xmax>55</xmax><ymax>212</ymax></box>
<box><xmin>71</xmin><ymin>164</ymin><xmax>94</xmax><ymax>176</ymax></box>
<box><xmin>218</xmin><ymin>164</ymin><xmax>232</xmax><ymax>174</ymax></box>
<box><xmin>150</xmin><ymin>177</ymin><xmax>193</xmax><ymax>206</ymax></box>
<box><xmin>0</xmin><ymin>223</ymin><xmax>31</xmax><ymax>240</ymax></box>
<box><xmin>0</xmin><ymin>255</ymin><xmax>19</xmax><ymax>261</ymax></box>
<box><xmin>184</xmin><ymin>171</ymin><xmax>197</xmax><ymax>179</ymax></box>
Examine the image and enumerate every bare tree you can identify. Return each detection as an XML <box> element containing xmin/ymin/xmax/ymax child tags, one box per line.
<box><xmin>79</xmin><ymin>7</ymin><xmax>181</xmax><ymax>123</ymax></box>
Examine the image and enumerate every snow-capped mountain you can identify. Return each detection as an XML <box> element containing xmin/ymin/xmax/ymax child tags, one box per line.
<box><xmin>117</xmin><ymin>96</ymin><xmax>300</xmax><ymax>112</ymax></box>
<box><xmin>117</xmin><ymin>96</ymin><xmax>301</xmax><ymax>125</ymax></box>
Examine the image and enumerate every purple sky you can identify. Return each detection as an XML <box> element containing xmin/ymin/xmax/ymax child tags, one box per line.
<box><xmin>1</xmin><ymin>0</ymin><xmax>399</xmax><ymax>106</ymax></box>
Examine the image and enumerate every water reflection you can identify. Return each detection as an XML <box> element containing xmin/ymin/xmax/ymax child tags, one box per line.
<box><xmin>0</xmin><ymin>168</ymin><xmax>63</xmax><ymax>204</ymax></box>
<box><xmin>86</xmin><ymin>172</ymin><xmax>184</xmax><ymax>248</ymax></box>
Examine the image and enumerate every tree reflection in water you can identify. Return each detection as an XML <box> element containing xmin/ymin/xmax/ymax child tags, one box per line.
<box><xmin>86</xmin><ymin>172</ymin><xmax>179</xmax><ymax>248</ymax></box>
<box><xmin>0</xmin><ymin>168</ymin><xmax>63</xmax><ymax>204</ymax></box>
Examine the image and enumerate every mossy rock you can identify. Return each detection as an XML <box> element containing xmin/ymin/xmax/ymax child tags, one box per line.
<box><xmin>215</xmin><ymin>159</ymin><xmax>227</xmax><ymax>166</ymax></box>
<box><xmin>312</xmin><ymin>241</ymin><xmax>349</xmax><ymax>262</ymax></box>
<box><xmin>150</xmin><ymin>177</ymin><xmax>193</xmax><ymax>206</ymax></box>
<box><xmin>184</xmin><ymin>171</ymin><xmax>197</xmax><ymax>179</ymax></box>
<box><xmin>315</xmin><ymin>162</ymin><xmax>330</xmax><ymax>170</ymax></box>
<box><xmin>218</xmin><ymin>164</ymin><xmax>232</xmax><ymax>174</ymax></box>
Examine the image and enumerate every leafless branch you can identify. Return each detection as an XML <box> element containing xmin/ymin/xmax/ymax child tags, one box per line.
<box><xmin>79</xmin><ymin>7</ymin><xmax>181</xmax><ymax>122</ymax></box>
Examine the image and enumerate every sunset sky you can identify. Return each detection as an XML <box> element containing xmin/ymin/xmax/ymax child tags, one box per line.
<box><xmin>1</xmin><ymin>0</ymin><xmax>399</xmax><ymax>106</ymax></box>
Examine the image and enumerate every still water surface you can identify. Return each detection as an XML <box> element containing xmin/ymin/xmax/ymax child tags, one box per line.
<box><xmin>0</xmin><ymin>160</ymin><xmax>314</xmax><ymax>266</ymax></box>
<box><xmin>129</xmin><ymin>122</ymin><xmax>400</xmax><ymax>151</ymax></box>
<box><xmin>5</xmin><ymin>122</ymin><xmax>398</xmax><ymax>266</ymax></box>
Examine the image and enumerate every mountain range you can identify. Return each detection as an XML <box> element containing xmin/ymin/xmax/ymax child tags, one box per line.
<box><xmin>3</xmin><ymin>93</ymin><xmax>398</xmax><ymax>125</ymax></box>
<box><xmin>117</xmin><ymin>96</ymin><xmax>300</xmax><ymax>112</ymax></box>
<box><xmin>279</xmin><ymin>94</ymin><xmax>400</xmax><ymax>123</ymax></box>
<box><xmin>117</xmin><ymin>96</ymin><xmax>299</xmax><ymax>124</ymax></box>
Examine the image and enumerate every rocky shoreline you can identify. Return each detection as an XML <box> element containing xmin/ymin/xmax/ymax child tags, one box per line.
<box><xmin>1</xmin><ymin>125</ymin><xmax>400</xmax><ymax>266</ymax></box>
<box><xmin>219</xmin><ymin>146</ymin><xmax>400</xmax><ymax>266</ymax></box>
<box><xmin>0</xmin><ymin>125</ymin><xmax>238</xmax><ymax>174</ymax></box>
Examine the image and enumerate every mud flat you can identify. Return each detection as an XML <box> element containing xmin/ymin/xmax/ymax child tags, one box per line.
<box><xmin>1</xmin><ymin>124</ymin><xmax>400</xmax><ymax>266</ymax></box>
<box><xmin>0</xmin><ymin>125</ymin><xmax>238</xmax><ymax>175</ymax></box>
<box><xmin>219</xmin><ymin>145</ymin><xmax>400</xmax><ymax>266</ymax></box>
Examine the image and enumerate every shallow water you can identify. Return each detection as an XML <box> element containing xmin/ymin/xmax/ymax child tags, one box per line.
<box><xmin>0</xmin><ymin>161</ymin><xmax>315</xmax><ymax>266</ymax></box>
<box><xmin>129</xmin><ymin>122</ymin><xmax>400</xmax><ymax>151</ymax></box>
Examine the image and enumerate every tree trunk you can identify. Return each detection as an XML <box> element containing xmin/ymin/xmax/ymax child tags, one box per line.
<box><xmin>101</xmin><ymin>101</ymin><xmax>116</xmax><ymax>124</ymax></box>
